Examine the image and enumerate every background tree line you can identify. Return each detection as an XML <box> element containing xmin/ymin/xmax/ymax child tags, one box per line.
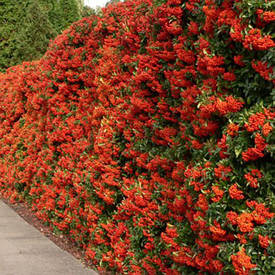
<box><xmin>0</xmin><ymin>0</ymin><xmax>95</xmax><ymax>72</ymax></box>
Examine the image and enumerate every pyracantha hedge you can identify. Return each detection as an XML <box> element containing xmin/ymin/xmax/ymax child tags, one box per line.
<box><xmin>0</xmin><ymin>0</ymin><xmax>274</xmax><ymax>274</ymax></box>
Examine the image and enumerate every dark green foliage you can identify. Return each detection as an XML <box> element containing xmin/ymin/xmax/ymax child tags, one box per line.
<box><xmin>0</xmin><ymin>0</ymin><xmax>83</xmax><ymax>72</ymax></box>
<box><xmin>82</xmin><ymin>5</ymin><xmax>96</xmax><ymax>17</ymax></box>
<box><xmin>13</xmin><ymin>1</ymin><xmax>57</xmax><ymax>64</ymax></box>
<box><xmin>0</xmin><ymin>0</ymin><xmax>20</xmax><ymax>70</ymax></box>
<box><xmin>58</xmin><ymin>0</ymin><xmax>81</xmax><ymax>30</ymax></box>
<box><xmin>40</xmin><ymin>0</ymin><xmax>64</xmax><ymax>33</ymax></box>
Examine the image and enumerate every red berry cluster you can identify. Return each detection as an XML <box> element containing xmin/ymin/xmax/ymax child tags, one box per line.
<box><xmin>0</xmin><ymin>0</ymin><xmax>274</xmax><ymax>274</ymax></box>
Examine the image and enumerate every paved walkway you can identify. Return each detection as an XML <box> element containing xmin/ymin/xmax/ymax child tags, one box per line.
<box><xmin>0</xmin><ymin>200</ymin><xmax>97</xmax><ymax>275</ymax></box>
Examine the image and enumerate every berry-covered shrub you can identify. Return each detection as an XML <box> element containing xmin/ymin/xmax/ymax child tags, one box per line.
<box><xmin>0</xmin><ymin>0</ymin><xmax>274</xmax><ymax>274</ymax></box>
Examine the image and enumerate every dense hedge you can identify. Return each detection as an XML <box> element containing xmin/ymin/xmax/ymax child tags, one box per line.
<box><xmin>0</xmin><ymin>0</ymin><xmax>274</xmax><ymax>274</ymax></box>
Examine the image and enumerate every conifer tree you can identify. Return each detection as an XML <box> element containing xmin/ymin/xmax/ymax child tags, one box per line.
<box><xmin>39</xmin><ymin>0</ymin><xmax>63</xmax><ymax>33</ymax></box>
<box><xmin>81</xmin><ymin>5</ymin><xmax>96</xmax><ymax>17</ymax></box>
<box><xmin>0</xmin><ymin>0</ymin><xmax>20</xmax><ymax>70</ymax></box>
<box><xmin>0</xmin><ymin>0</ymin><xmax>84</xmax><ymax>72</ymax></box>
<box><xmin>13</xmin><ymin>0</ymin><xmax>57</xmax><ymax>64</ymax></box>
<box><xmin>58</xmin><ymin>0</ymin><xmax>81</xmax><ymax>30</ymax></box>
